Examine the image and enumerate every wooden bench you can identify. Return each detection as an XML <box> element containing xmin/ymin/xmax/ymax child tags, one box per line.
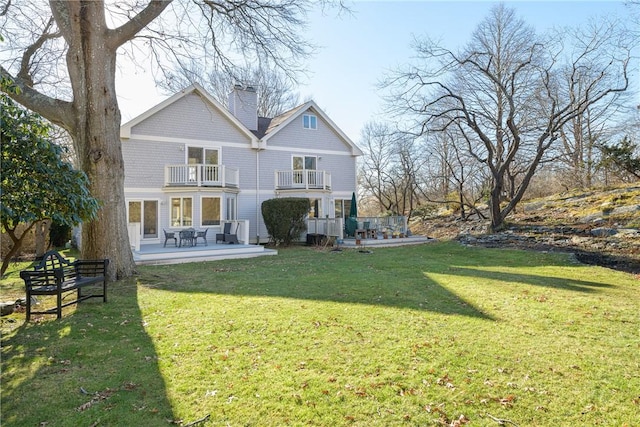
<box><xmin>20</xmin><ymin>250</ymin><xmax>109</xmax><ymax>321</ymax></box>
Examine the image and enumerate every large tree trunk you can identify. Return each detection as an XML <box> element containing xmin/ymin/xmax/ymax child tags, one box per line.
<box><xmin>34</xmin><ymin>220</ymin><xmax>51</xmax><ymax>257</ymax></box>
<box><xmin>488</xmin><ymin>185</ymin><xmax>504</xmax><ymax>232</ymax></box>
<box><xmin>60</xmin><ymin>2</ymin><xmax>135</xmax><ymax>280</ymax></box>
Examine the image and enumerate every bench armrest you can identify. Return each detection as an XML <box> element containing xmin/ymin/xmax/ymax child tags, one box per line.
<box><xmin>20</xmin><ymin>269</ymin><xmax>64</xmax><ymax>289</ymax></box>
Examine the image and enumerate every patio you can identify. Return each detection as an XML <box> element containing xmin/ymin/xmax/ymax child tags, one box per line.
<box><xmin>133</xmin><ymin>242</ymin><xmax>277</xmax><ymax>265</ymax></box>
<box><xmin>338</xmin><ymin>234</ymin><xmax>434</xmax><ymax>249</ymax></box>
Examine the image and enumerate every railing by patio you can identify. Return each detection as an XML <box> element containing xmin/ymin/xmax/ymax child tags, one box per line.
<box><xmin>344</xmin><ymin>216</ymin><xmax>408</xmax><ymax>238</ymax></box>
<box><xmin>303</xmin><ymin>216</ymin><xmax>408</xmax><ymax>241</ymax></box>
<box><xmin>275</xmin><ymin>170</ymin><xmax>331</xmax><ymax>190</ymax></box>
<box><xmin>356</xmin><ymin>216</ymin><xmax>408</xmax><ymax>233</ymax></box>
<box><xmin>305</xmin><ymin>217</ymin><xmax>344</xmax><ymax>239</ymax></box>
<box><xmin>165</xmin><ymin>164</ymin><xmax>239</xmax><ymax>187</ymax></box>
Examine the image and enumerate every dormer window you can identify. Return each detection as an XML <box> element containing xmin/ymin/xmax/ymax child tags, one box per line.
<box><xmin>303</xmin><ymin>114</ymin><xmax>317</xmax><ymax>130</ymax></box>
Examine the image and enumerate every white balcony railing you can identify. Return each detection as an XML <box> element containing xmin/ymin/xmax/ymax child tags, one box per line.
<box><xmin>275</xmin><ymin>170</ymin><xmax>331</xmax><ymax>190</ymax></box>
<box><xmin>165</xmin><ymin>164</ymin><xmax>239</xmax><ymax>188</ymax></box>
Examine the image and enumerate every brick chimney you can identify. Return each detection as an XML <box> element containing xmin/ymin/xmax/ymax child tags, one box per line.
<box><xmin>228</xmin><ymin>84</ymin><xmax>258</xmax><ymax>131</ymax></box>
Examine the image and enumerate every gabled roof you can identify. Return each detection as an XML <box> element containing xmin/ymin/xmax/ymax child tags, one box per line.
<box><xmin>120</xmin><ymin>84</ymin><xmax>362</xmax><ymax>156</ymax></box>
<box><xmin>120</xmin><ymin>83</ymin><xmax>258</xmax><ymax>143</ymax></box>
<box><xmin>260</xmin><ymin>101</ymin><xmax>363</xmax><ymax>156</ymax></box>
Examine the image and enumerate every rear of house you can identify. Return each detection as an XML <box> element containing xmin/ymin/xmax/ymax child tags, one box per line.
<box><xmin>121</xmin><ymin>84</ymin><xmax>362</xmax><ymax>246</ymax></box>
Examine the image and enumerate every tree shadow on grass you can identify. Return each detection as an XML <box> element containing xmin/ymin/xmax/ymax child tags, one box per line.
<box><xmin>442</xmin><ymin>266</ymin><xmax>614</xmax><ymax>293</ymax></box>
<box><xmin>136</xmin><ymin>244</ymin><xmax>620</xmax><ymax>323</ymax></box>
<box><xmin>0</xmin><ymin>279</ymin><xmax>175</xmax><ymax>427</ymax></box>
<box><xmin>136</xmin><ymin>248</ymin><xmax>496</xmax><ymax>321</ymax></box>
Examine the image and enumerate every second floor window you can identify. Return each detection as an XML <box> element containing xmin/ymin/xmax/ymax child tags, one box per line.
<box><xmin>188</xmin><ymin>147</ymin><xmax>219</xmax><ymax>165</ymax></box>
<box><xmin>293</xmin><ymin>155</ymin><xmax>317</xmax><ymax>171</ymax></box>
<box><xmin>303</xmin><ymin>114</ymin><xmax>317</xmax><ymax>130</ymax></box>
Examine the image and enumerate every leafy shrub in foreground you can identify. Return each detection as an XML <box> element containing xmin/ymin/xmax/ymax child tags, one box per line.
<box><xmin>261</xmin><ymin>198</ymin><xmax>310</xmax><ymax>246</ymax></box>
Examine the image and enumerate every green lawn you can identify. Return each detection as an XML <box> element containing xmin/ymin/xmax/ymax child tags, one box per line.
<box><xmin>1</xmin><ymin>242</ymin><xmax>638</xmax><ymax>426</ymax></box>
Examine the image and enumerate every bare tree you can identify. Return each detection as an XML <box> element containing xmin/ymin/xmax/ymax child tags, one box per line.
<box><xmin>358</xmin><ymin>122</ymin><xmax>424</xmax><ymax>217</ymax></box>
<box><xmin>384</xmin><ymin>4</ymin><xmax>631</xmax><ymax>231</ymax></box>
<box><xmin>554</xmin><ymin>20</ymin><xmax>634</xmax><ymax>189</ymax></box>
<box><xmin>0</xmin><ymin>0</ymin><xmax>340</xmax><ymax>279</ymax></box>
<box><xmin>159</xmin><ymin>61</ymin><xmax>300</xmax><ymax>117</ymax></box>
<box><xmin>416</xmin><ymin>125</ymin><xmax>486</xmax><ymax>220</ymax></box>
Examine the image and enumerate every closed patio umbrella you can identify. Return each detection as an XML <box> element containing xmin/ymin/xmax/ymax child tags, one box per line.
<box><xmin>346</xmin><ymin>192</ymin><xmax>358</xmax><ymax>237</ymax></box>
<box><xmin>349</xmin><ymin>192</ymin><xmax>358</xmax><ymax>218</ymax></box>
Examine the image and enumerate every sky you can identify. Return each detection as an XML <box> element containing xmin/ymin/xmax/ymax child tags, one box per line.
<box><xmin>116</xmin><ymin>1</ymin><xmax>636</xmax><ymax>144</ymax></box>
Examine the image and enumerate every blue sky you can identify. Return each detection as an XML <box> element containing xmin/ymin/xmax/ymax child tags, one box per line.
<box><xmin>117</xmin><ymin>1</ymin><xmax>635</xmax><ymax>143</ymax></box>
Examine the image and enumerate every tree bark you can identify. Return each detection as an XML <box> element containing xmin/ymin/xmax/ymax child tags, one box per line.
<box><xmin>34</xmin><ymin>220</ymin><xmax>51</xmax><ymax>257</ymax></box>
<box><xmin>51</xmin><ymin>1</ymin><xmax>135</xmax><ymax>280</ymax></box>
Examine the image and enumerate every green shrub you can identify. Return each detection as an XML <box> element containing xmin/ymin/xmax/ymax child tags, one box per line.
<box><xmin>261</xmin><ymin>198</ymin><xmax>310</xmax><ymax>246</ymax></box>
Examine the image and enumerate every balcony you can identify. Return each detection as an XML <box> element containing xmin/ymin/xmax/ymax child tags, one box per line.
<box><xmin>275</xmin><ymin>170</ymin><xmax>332</xmax><ymax>190</ymax></box>
<box><xmin>165</xmin><ymin>164</ymin><xmax>239</xmax><ymax>188</ymax></box>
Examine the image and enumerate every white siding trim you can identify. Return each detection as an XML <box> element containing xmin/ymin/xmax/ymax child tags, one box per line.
<box><xmin>127</xmin><ymin>134</ymin><xmax>251</xmax><ymax>149</ymax></box>
<box><xmin>266</xmin><ymin>145</ymin><xmax>356</xmax><ymax>156</ymax></box>
<box><xmin>125</xmin><ymin>188</ymin><xmax>162</xmax><ymax>194</ymax></box>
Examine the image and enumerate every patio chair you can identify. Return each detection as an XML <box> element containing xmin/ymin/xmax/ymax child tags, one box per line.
<box><xmin>163</xmin><ymin>229</ymin><xmax>177</xmax><ymax>247</ymax></box>
<box><xmin>195</xmin><ymin>228</ymin><xmax>209</xmax><ymax>246</ymax></box>
<box><xmin>224</xmin><ymin>222</ymin><xmax>240</xmax><ymax>244</ymax></box>
<box><xmin>216</xmin><ymin>222</ymin><xmax>232</xmax><ymax>244</ymax></box>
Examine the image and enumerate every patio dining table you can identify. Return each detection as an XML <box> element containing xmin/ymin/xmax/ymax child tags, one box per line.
<box><xmin>179</xmin><ymin>228</ymin><xmax>196</xmax><ymax>247</ymax></box>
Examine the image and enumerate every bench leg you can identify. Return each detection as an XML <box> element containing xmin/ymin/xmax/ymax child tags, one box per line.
<box><xmin>103</xmin><ymin>279</ymin><xmax>107</xmax><ymax>303</ymax></box>
<box><xmin>26</xmin><ymin>293</ymin><xmax>32</xmax><ymax>321</ymax></box>
<box><xmin>56</xmin><ymin>292</ymin><xmax>62</xmax><ymax>319</ymax></box>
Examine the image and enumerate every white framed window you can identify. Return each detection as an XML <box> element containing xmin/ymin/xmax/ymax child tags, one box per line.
<box><xmin>308</xmin><ymin>198</ymin><xmax>322</xmax><ymax>218</ymax></box>
<box><xmin>187</xmin><ymin>147</ymin><xmax>220</xmax><ymax>165</ymax></box>
<box><xmin>171</xmin><ymin>197</ymin><xmax>193</xmax><ymax>227</ymax></box>
<box><xmin>292</xmin><ymin>155</ymin><xmax>317</xmax><ymax>171</ymax></box>
<box><xmin>201</xmin><ymin>196</ymin><xmax>221</xmax><ymax>226</ymax></box>
<box><xmin>303</xmin><ymin>114</ymin><xmax>317</xmax><ymax>130</ymax></box>
<box><xmin>226</xmin><ymin>195</ymin><xmax>237</xmax><ymax>221</ymax></box>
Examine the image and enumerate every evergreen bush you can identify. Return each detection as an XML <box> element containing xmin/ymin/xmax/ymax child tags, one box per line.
<box><xmin>261</xmin><ymin>198</ymin><xmax>310</xmax><ymax>246</ymax></box>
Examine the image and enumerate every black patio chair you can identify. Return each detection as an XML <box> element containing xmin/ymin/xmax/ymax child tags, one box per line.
<box><xmin>224</xmin><ymin>222</ymin><xmax>240</xmax><ymax>244</ymax></box>
<box><xmin>216</xmin><ymin>222</ymin><xmax>232</xmax><ymax>244</ymax></box>
<box><xmin>163</xmin><ymin>229</ymin><xmax>177</xmax><ymax>247</ymax></box>
<box><xmin>195</xmin><ymin>228</ymin><xmax>209</xmax><ymax>246</ymax></box>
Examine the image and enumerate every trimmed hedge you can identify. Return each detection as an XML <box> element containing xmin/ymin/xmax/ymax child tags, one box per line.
<box><xmin>261</xmin><ymin>198</ymin><xmax>310</xmax><ymax>246</ymax></box>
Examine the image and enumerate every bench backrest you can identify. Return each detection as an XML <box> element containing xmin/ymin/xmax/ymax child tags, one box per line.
<box><xmin>31</xmin><ymin>250</ymin><xmax>109</xmax><ymax>279</ymax></box>
<box><xmin>35</xmin><ymin>250</ymin><xmax>78</xmax><ymax>278</ymax></box>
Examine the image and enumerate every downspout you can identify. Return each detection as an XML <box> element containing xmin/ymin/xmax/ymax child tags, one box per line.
<box><xmin>256</xmin><ymin>147</ymin><xmax>260</xmax><ymax>244</ymax></box>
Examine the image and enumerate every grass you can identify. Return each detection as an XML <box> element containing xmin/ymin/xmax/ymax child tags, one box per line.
<box><xmin>1</xmin><ymin>242</ymin><xmax>639</xmax><ymax>426</ymax></box>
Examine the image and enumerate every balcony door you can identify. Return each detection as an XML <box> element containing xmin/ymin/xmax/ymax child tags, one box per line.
<box><xmin>187</xmin><ymin>147</ymin><xmax>220</xmax><ymax>182</ymax></box>
<box><xmin>292</xmin><ymin>155</ymin><xmax>317</xmax><ymax>186</ymax></box>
